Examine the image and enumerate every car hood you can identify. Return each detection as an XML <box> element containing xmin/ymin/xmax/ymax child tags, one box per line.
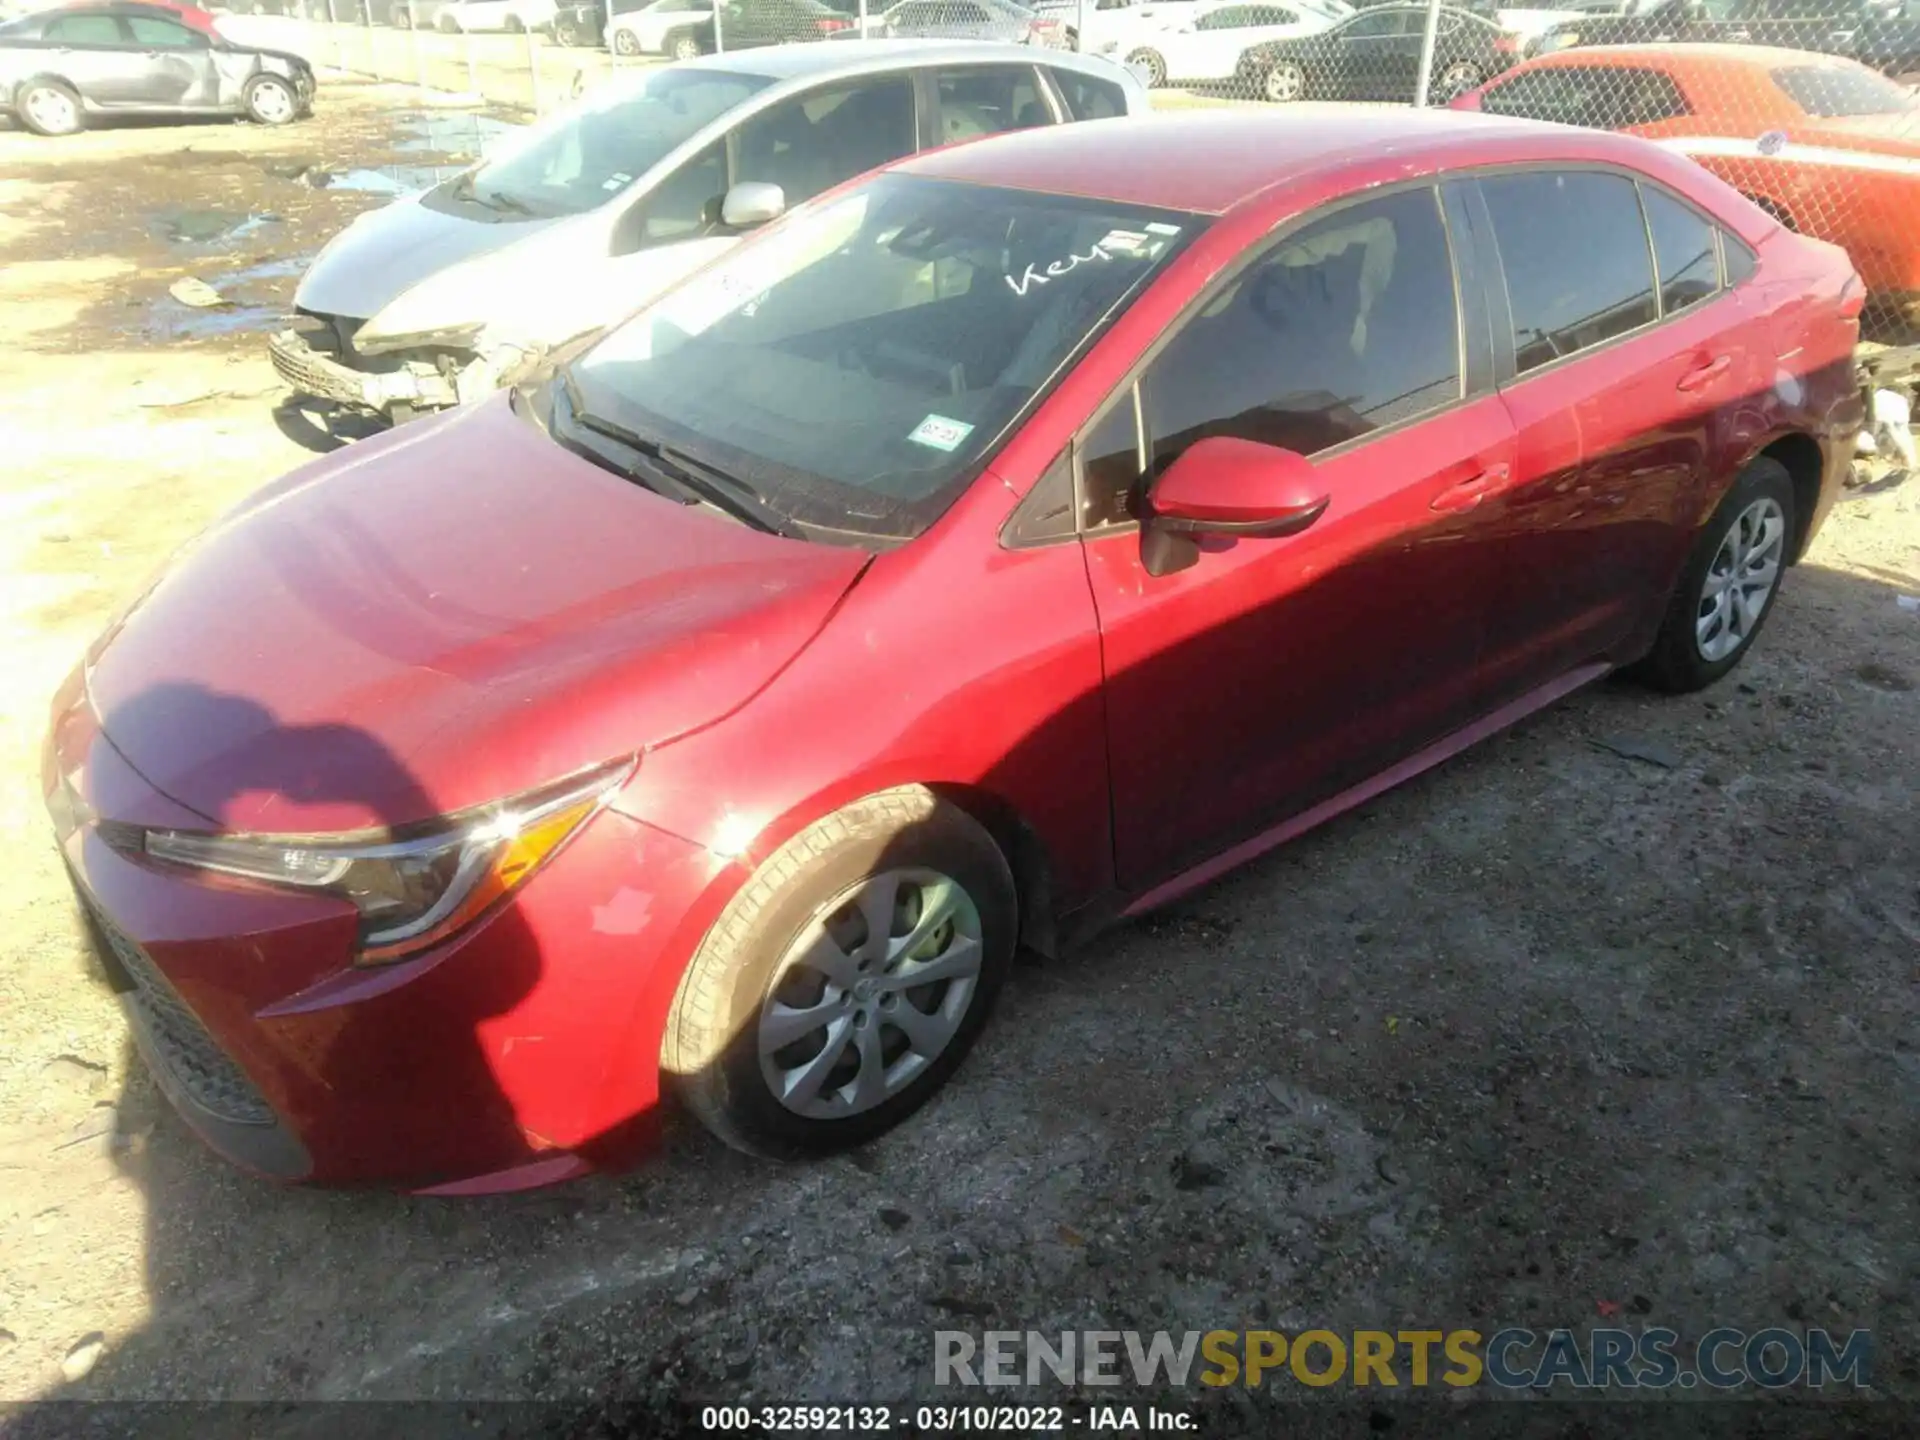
<box><xmin>84</xmin><ymin>397</ymin><xmax>869</xmax><ymax>835</ymax></box>
<box><xmin>293</xmin><ymin>188</ymin><xmax>563</xmax><ymax>322</ymax></box>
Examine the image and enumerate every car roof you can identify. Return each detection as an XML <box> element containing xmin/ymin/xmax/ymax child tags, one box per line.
<box><xmin>895</xmin><ymin>105</ymin><xmax>1607</xmax><ymax>214</ymax></box>
<box><xmin>1520</xmin><ymin>40</ymin><xmax>1869</xmax><ymax>70</ymax></box>
<box><xmin>677</xmin><ymin>37</ymin><xmax>1129</xmax><ymax>84</ymax></box>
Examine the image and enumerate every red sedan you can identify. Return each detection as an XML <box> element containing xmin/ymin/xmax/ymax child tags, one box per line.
<box><xmin>45</xmin><ymin>107</ymin><xmax>1863</xmax><ymax>1191</ymax></box>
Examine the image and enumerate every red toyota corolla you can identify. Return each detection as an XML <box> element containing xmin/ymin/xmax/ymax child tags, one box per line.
<box><xmin>46</xmin><ymin>107</ymin><xmax>1863</xmax><ymax>1192</ymax></box>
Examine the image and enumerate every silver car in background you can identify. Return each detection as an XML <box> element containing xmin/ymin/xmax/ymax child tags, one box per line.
<box><xmin>270</xmin><ymin>41</ymin><xmax>1150</xmax><ymax>423</ymax></box>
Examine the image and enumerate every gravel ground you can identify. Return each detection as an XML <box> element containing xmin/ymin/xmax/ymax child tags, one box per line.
<box><xmin>1</xmin><ymin>67</ymin><xmax>1918</xmax><ymax>1439</ymax></box>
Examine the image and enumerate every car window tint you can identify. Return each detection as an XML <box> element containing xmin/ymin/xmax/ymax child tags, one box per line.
<box><xmin>936</xmin><ymin>66</ymin><xmax>1047</xmax><ymax>143</ymax></box>
<box><xmin>734</xmin><ymin>77</ymin><xmax>916</xmax><ymax>210</ymax></box>
<box><xmin>1051</xmin><ymin>67</ymin><xmax>1129</xmax><ymax>118</ymax></box>
<box><xmin>1481</xmin><ymin>65</ymin><xmax>1688</xmax><ymax>127</ymax></box>
<box><xmin>46</xmin><ymin>13</ymin><xmax>125</xmax><ymax>41</ymax></box>
<box><xmin>1640</xmin><ymin>184</ymin><xmax>1718</xmax><ymax>314</ymax></box>
<box><xmin>1771</xmin><ymin>63</ymin><xmax>1917</xmax><ymax>117</ymax></box>
<box><xmin>126</xmin><ymin>15</ymin><xmax>201</xmax><ymax>44</ymax></box>
<box><xmin>1081</xmin><ymin>389</ymin><xmax>1143</xmax><ymax>530</ymax></box>
<box><xmin>1480</xmin><ymin>170</ymin><xmax>1657</xmax><ymax>374</ymax></box>
<box><xmin>1722</xmin><ymin>232</ymin><xmax>1757</xmax><ymax>286</ymax></box>
<box><xmin>617</xmin><ymin>140</ymin><xmax>726</xmax><ymax>252</ymax></box>
<box><xmin>1341</xmin><ymin>10</ymin><xmax>1402</xmax><ymax>34</ymax></box>
<box><xmin>1137</xmin><ymin>187</ymin><xmax>1461</xmax><ymax>485</ymax></box>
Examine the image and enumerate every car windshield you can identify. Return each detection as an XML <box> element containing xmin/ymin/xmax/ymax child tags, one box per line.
<box><xmin>461</xmin><ymin>67</ymin><xmax>769</xmax><ymax>217</ymax></box>
<box><xmin>1772</xmin><ymin>64</ymin><xmax>1917</xmax><ymax>117</ymax></box>
<box><xmin>569</xmin><ymin>175</ymin><xmax>1200</xmax><ymax>542</ymax></box>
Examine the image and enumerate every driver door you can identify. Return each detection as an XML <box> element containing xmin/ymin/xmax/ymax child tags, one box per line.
<box><xmin>1080</xmin><ymin>185</ymin><xmax>1519</xmax><ymax>889</ymax></box>
<box><xmin>121</xmin><ymin>14</ymin><xmax>219</xmax><ymax>106</ymax></box>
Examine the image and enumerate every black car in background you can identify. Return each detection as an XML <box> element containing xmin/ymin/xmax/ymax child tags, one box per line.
<box><xmin>550</xmin><ymin>0</ymin><xmax>607</xmax><ymax>41</ymax></box>
<box><xmin>0</xmin><ymin>1</ymin><xmax>314</xmax><ymax>134</ymax></box>
<box><xmin>1535</xmin><ymin>0</ymin><xmax>1920</xmax><ymax>78</ymax></box>
<box><xmin>1239</xmin><ymin>2</ymin><xmax>1520</xmax><ymax>102</ymax></box>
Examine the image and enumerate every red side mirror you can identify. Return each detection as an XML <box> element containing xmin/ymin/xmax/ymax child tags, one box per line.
<box><xmin>1141</xmin><ymin>436</ymin><xmax>1331</xmax><ymax>576</ymax></box>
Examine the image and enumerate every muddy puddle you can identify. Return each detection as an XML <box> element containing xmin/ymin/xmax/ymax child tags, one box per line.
<box><xmin>142</xmin><ymin>253</ymin><xmax>317</xmax><ymax>341</ymax></box>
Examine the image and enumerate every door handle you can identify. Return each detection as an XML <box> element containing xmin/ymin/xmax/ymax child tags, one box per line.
<box><xmin>1430</xmin><ymin>462</ymin><xmax>1510</xmax><ymax>512</ymax></box>
<box><xmin>1676</xmin><ymin>354</ymin><xmax>1731</xmax><ymax>392</ymax></box>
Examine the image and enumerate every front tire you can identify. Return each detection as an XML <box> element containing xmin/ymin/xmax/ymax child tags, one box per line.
<box><xmin>393</xmin><ymin>6</ymin><xmax>413</xmax><ymax>27</ymax></box>
<box><xmin>666</xmin><ymin>28</ymin><xmax>705</xmax><ymax>59</ymax></box>
<box><xmin>553</xmin><ymin>13</ymin><xmax>581</xmax><ymax>43</ymax></box>
<box><xmin>244</xmin><ymin>74</ymin><xmax>299</xmax><ymax>125</ymax></box>
<box><xmin>664</xmin><ymin>787</ymin><xmax>1016</xmax><ymax>1160</ymax></box>
<box><xmin>611</xmin><ymin>26</ymin><xmax>640</xmax><ymax>53</ymax></box>
<box><xmin>19</xmin><ymin>79</ymin><xmax>83</xmax><ymax>136</ymax></box>
<box><xmin>1634</xmin><ymin>458</ymin><xmax>1795</xmax><ymax>693</ymax></box>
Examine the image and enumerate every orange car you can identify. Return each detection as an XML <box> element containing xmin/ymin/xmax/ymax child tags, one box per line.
<box><xmin>1453</xmin><ymin>44</ymin><xmax>1920</xmax><ymax>322</ymax></box>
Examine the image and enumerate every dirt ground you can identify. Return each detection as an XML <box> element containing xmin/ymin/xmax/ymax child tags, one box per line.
<box><xmin>1</xmin><ymin>69</ymin><xmax>1919</xmax><ymax>1436</ymax></box>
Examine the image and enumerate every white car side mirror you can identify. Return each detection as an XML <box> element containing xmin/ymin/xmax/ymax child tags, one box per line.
<box><xmin>721</xmin><ymin>181</ymin><xmax>786</xmax><ymax>229</ymax></box>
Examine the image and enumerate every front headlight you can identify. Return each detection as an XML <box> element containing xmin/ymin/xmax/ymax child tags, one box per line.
<box><xmin>144</xmin><ymin>757</ymin><xmax>633</xmax><ymax>965</ymax></box>
<box><xmin>1542</xmin><ymin>30</ymin><xmax>1577</xmax><ymax>48</ymax></box>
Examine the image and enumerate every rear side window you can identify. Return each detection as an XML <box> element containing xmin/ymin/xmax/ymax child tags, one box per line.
<box><xmin>1050</xmin><ymin>67</ymin><xmax>1130</xmax><ymax>119</ymax></box>
<box><xmin>1723</xmin><ymin>233</ymin><xmax>1757</xmax><ymax>286</ymax></box>
<box><xmin>46</xmin><ymin>13</ymin><xmax>125</xmax><ymax>41</ymax></box>
<box><xmin>936</xmin><ymin>65</ymin><xmax>1048</xmax><ymax>142</ymax></box>
<box><xmin>1771</xmin><ymin>64</ymin><xmax>1916</xmax><ymax>117</ymax></box>
<box><xmin>1479</xmin><ymin>170</ymin><xmax>1657</xmax><ymax>374</ymax></box>
<box><xmin>1137</xmin><ymin>187</ymin><xmax>1462</xmax><ymax>473</ymax></box>
<box><xmin>1640</xmin><ymin>184</ymin><xmax>1718</xmax><ymax>314</ymax></box>
<box><xmin>1480</xmin><ymin>65</ymin><xmax>1689</xmax><ymax>128</ymax></box>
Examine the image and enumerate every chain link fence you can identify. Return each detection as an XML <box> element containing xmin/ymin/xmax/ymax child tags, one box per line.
<box><xmin>226</xmin><ymin>0</ymin><xmax>1920</xmax><ymax>335</ymax></box>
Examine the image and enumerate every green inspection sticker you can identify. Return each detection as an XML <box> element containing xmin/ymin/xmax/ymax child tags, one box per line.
<box><xmin>908</xmin><ymin>414</ymin><xmax>974</xmax><ymax>452</ymax></box>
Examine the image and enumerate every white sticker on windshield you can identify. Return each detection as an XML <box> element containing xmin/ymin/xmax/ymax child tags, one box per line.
<box><xmin>1098</xmin><ymin>229</ymin><xmax>1151</xmax><ymax>255</ymax></box>
<box><xmin>1145</xmin><ymin>222</ymin><xmax>1182</xmax><ymax>236</ymax></box>
<box><xmin>603</xmin><ymin>172</ymin><xmax>633</xmax><ymax>191</ymax></box>
<box><xmin>908</xmin><ymin>415</ymin><xmax>974</xmax><ymax>452</ymax></box>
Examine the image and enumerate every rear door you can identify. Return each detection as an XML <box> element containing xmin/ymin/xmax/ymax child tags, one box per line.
<box><xmin>928</xmin><ymin>62</ymin><xmax>1054</xmax><ymax>142</ymax></box>
<box><xmin>39</xmin><ymin>12</ymin><xmax>148</xmax><ymax>105</ymax></box>
<box><xmin>1459</xmin><ymin>166</ymin><xmax>1766</xmax><ymax>696</ymax></box>
<box><xmin>1081</xmin><ymin>184</ymin><xmax>1519</xmax><ymax>887</ymax></box>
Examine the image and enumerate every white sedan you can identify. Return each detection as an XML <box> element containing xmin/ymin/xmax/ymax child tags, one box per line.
<box><xmin>1123</xmin><ymin>0</ymin><xmax>1337</xmax><ymax>86</ymax></box>
<box><xmin>607</xmin><ymin>0</ymin><xmax>714</xmax><ymax>57</ymax></box>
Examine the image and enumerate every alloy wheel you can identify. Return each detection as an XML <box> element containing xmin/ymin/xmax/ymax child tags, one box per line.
<box><xmin>250</xmin><ymin>80</ymin><xmax>295</xmax><ymax>124</ymax></box>
<box><xmin>25</xmin><ymin>87</ymin><xmax>78</xmax><ymax>135</ymax></box>
<box><xmin>1695</xmin><ymin>496</ymin><xmax>1785</xmax><ymax>662</ymax></box>
<box><xmin>671</xmin><ymin>32</ymin><xmax>701</xmax><ymax>58</ymax></box>
<box><xmin>1438</xmin><ymin>62</ymin><xmax>1480</xmax><ymax>98</ymax></box>
<box><xmin>757</xmin><ymin>868</ymin><xmax>984</xmax><ymax>1120</ymax></box>
<box><xmin>1264</xmin><ymin>61</ymin><xmax>1306</xmax><ymax>103</ymax></box>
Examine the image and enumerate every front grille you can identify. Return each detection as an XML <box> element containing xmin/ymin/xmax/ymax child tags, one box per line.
<box><xmin>79</xmin><ymin>897</ymin><xmax>277</xmax><ymax>1127</ymax></box>
<box><xmin>269</xmin><ymin>329</ymin><xmax>373</xmax><ymax>407</ymax></box>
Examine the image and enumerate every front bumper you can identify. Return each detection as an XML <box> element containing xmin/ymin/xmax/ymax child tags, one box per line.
<box><xmin>269</xmin><ymin>326</ymin><xmax>461</xmax><ymax>415</ymax></box>
<box><xmin>43</xmin><ymin>668</ymin><xmax>728</xmax><ymax>1190</ymax></box>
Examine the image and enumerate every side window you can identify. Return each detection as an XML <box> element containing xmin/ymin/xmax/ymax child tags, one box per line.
<box><xmin>1342</xmin><ymin>11</ymin><xmax>1402</xmax><ymax>35</ymax></box>
<box><xmin>734</xmin><ymin>78</ymin><xmax>916</xmax><ymax>210</ymax></box>
<box><xmin>1081</xmin><ymin>388</ymin><xmax>1144</xmax><ymax>530</ymax></box>
<box><xmin>46</xmin><ymin>13</ymin><xmax>126</xmax><ymax>42</ymax></box>
<box><xmin>1479</xmin><ymin>170</ymin><xmax>1657</xmax><ymax>374</ymax></box>
<box><xmin>936</xmin><ymin>66</ymin><xmax>1048</xmax><ymax>143</ymax></box>
<box><xmin>1614</xmin><ymin>69</ymin><xmax>1689</xmax><ymax>125</ymax></box>
<box><xmin>1722</xmin><ymin>232</ymin><xmax>1757</xmax><ymax>286</ymax></box>
<box><xmin>1253</xmin><ymin>6</ymin><xmax>1300</xmax><ymax>21</ymax></box>
<box><xmin>127</xmin><ymin>15</ymin><xmax>204</xmax><ymax>45</ymax></box>
<box><xmin>614</xmin><ymin>141</ymin><xmax>726</xmax><ymax>253</ymax></box>
<box><xmin>1133</xmin><ymin>187</ymin><xmax>1462</xmax><ymax>492</ymax></box>
<box><xmin>1050</xmin><ymin>68</ymin><xmax>1130</xmax><ymax>119</ymax></box>
<box><xmin>1640</xmin><ymin>183</ymin><xmax>1719</xmax><ymax>313</ymax></box>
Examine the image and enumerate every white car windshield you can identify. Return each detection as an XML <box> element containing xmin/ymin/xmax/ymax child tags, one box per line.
<box><xmin>461</xmin><ymin>67</ymin><xmax>769</xmax><ymax>217</ymax></box>
<box><xmin>568</xmin><ymin>174</ymin><xmax>1199</xmax><ymax>542</ymax></box>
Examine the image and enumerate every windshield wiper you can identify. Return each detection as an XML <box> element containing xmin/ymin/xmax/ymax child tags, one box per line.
<box><xmin>450</xmin><ymin>171</ymin><xmax>536</xmax><ymax>216</ymax></box>
<box><xmin>557</xmin><ymin>367</ymin><xmax>803</xmax><ymax>539</ymax></box>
